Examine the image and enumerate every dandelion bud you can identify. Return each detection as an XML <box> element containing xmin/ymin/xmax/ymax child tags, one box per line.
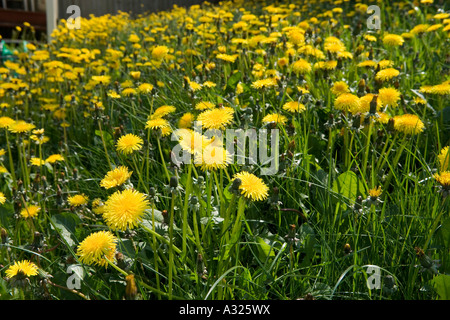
<box><xmin>358</xmin><ymin>79</ymin><xmax>366</xmax><ymax>95</ymax></box>
<box><xmin>369</xmin><ymin>95</ymin><xmax>378</xmax><ymax>114</ymax></box>
<box><xmin>387</xmin><ymin>118</ymin><xmax>395</xmax><ymax>132</ymax></box>
<box><xmin>1</xmin><ymin>228</ymin><xmax>7</xmax><ymax>244</ymax></box>
<box><xmin>190</xmin><ymin>195</ymin><xmax>198</xmax><ymax>205</ymax></box>
<box><xmin>273</xmin><ymin>186</ymin><xmax>279</xmax><ymax>195</ymax></box>
<box><xmin>344</xmin><ymin>243</ymin><xmax>352</xmax><ymax>255</ymax></box>
<box><xmin>125</xmin><ymin>274</ymin><xmax>138</xmax><ymax>300</ymax></box>
<box><xmin>230</xmin><ymin>178</ymin><xmax>242</xmax><ymax>194</ymax></box>
<box><xmin>196</xmin><ymin>253</ymin><xmax>204</xmax><ymax>276</ymax></box>
<box><xmin>169</xmin><ymin>176</ymin><xmax>178</xmax><ymax>189</ymax></box>
<box><xmin>162</xmin><ymin>209</ymin><xmax>169</xmax><ymax>224</ymax></box>
<box><xmin>148</xmin><ymin>187</ymin><xmax>156</xmax><ymax>197</ymax></box>
<box><xmin>352</xmin><ymin>113</ymin><xmax>361</xmax><ymax>129</ymax></box>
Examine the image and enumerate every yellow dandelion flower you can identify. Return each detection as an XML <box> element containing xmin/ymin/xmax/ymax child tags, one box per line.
<box><xmin>195</xmin><ymin>101</ymin><xmax>215</xmax><ymax>111</ymax></box>
<box><xmin>174</xmin><ymin>129</ymin><xmax>212</xmax><ymax>155</ymax></box>
<box><xmin>128</xmin><ymin>34</ymin><xmax>140</xmax><ymax>43</ymax></box>
<box><xmin>197</xmin><ymin>107</ymin><xmax>234</xmax><ymax>130</ymax></box>
<box><xmin>100</xmin><ymin>166</ymin><xmax>132</xmax><ymax>189</ymax></box>
<box><xmin>8</xmin><ymin>120</ymin><xmax>36</xmax><ymax>133</ymax></box>
<box><xmin>314</xmin><ymin>60</ymin><xmax>338</xmax><ymax>70</ymax></box>
<box><xmin>375</xmin><ymin>68</ymin><xmax>400</xmax><ymax>82</ymax></box>
<box><xmin>91</xmin><ymin>75</ymin><xmax>111</xmax><ymax>86</ymax></box>
<box><xmin>178</xmin><ymin>112</ymin><xmax>194</xmax><ymax>128</ymax></box>
<box><xmin>434</xmin><ymin>13</ymin><xmax>450</xmax><ymax>20</ymax></box>
<box><xmin>30</xmin><ymin>157</ymin><xmax>45</xmax><ymax>166</ymax></box>
<box><xmin>297</xmin><ymin>86</ymin><xmax>310</xmax><ymax>94</ymax></box>
<box><xmin>102</xmin><ymin>189</ymin><xmax>150</xmax><ymax>231</ymax></box>
<box><xmin>189</xmin><ymin>81</ymin><xmax>203</xmax><ymax>91</ymax></box>
<box><xmin>378</xmin><ymin>60</ymin><xmax>394</xmax><ymax>69</ymax></box>
<box><xmin>324</xmin><ymin>41</ymin><xmax>346</xmax><ymax>54</ymax></box>
<box><xmin>382</xmin><ymin>34</ymin><xmax>404</xmax><ymax>46</ymax></box>
<box><xmin>5</xmin><ymin>260</ymin><xmax>39</xmax><ymax>279</ymax></box>
<box><xmin>233</xmin><ymin>171</ymin><xmax>269</xmax><ymax>201</ymax></box>
<box><xmin>92</xmin><ymin>198</ymin><xmax>106</xmax><ymax>215</ymax></box>
<box><xmin>130</xmin><ymin>71</ymin><xmax>141</xmax><ymax>80</ymax></box>
<box><xmin>138</xmin><ymin>83</ymin><xmax>154</xmax><ymax>94</ymax></box>
<box><xmin>216</xmin><ymin>53</ymin><xmax>238</xmax><ymax>63</ymax></box>
<box><xmin>251</xmin><ymin>77</ymin><xmax>278</xmax><ymax>90</ymax></box>
<box><xmin>429</xmin><ymin>83</ymin><xmax>450</xmax><ymax>95</ymax></box>
<box><xmin>145</xmin><ymin>118</ymin><xmax>170</xmax><ymax>130</ymax></box>
<box><xmin>121</xmin><ymin>88</ymin><xmax>137</xmax><ymax>96</ymax></box>
<box><xmin>184</xmin><ymin>77</ymin><xmax>202</xmax><ymax>92</ymax></box>
<box><xmin>0</xmin><ymin>192</ymin><xmax>6</xmax><ymax>205</ymax></box>
<box><xmin>411</xmin><ymin>24</ymin><xmax>430</xmax><ymax>35</ymax></box>
<box><xmin>262</xmin><ymin>113</ymin><xmax>288</xmax><ymax>125</ymax></box>
<box><xmin>358</xmin><ymin>60</ymin><xmax>378</xmax><ymax>68</ymax></box>
<box><xmin>151</xmin><ymin>45</ymin><xmax>169</xmax><ymax>60</ymax></box>
<box><xmin>283</xmin><ymin>101</ymin><xmax>306</xmax><ymax>113</ymax></box>
<box><xmin>426</xmin><ymin>24</ymin><xmax>443</xmax><ymax>32</ymax></box>
<box><xmin>438</xmin><ymin>146</ymin><xmax>450</xmax><ymax>172</ymax></box>
<box><xmin>287</xmin><ymin>29</ymin><xmax>305</xmax><ymax>46</ymax></box>
<box><xmin>20</xmin><ymin>205</ymin><xmax>40</xmax><ymax>218</ymax></box>
<box><xmin>331</xmin><ymin>81</ymin><xmax>350</xmax><ymax>96</ymax></box>
<box><xmin>150</xmin><ymin>105</ymin><xmax>177</xmax><ymax>119</ymax></box>
<box><xmin>116</xmin><ymin>133</ymin><xmax>143</xmax><ymax>155</ymax></box>
<box><xmin>45</xmin><ymin>154</ymin><xmax>64</xmax><ymax>164</ymax></box>
<box><xmin>236</xmin><ymin>82</ymin><xmax>244</xmax><ymax>95</ymax></box>
<box><xmin>68</xmin><ymin>194</ymin><xmax>89</xmax><ymax>207</ymax></box>
<box><xmin>434</xmin><ymin>171</ymin><xmax>450</xmax><ymax>189</ymax></box>
<box><xmin>368</xmin><ymin>186</ymin><xmax>382</xmax><ymax>199</ymax></box>
<box><xmin>0</xmin><ymin>116</ymin><xmax>15</xmax><ymax>128</ymax></box>
<box><xmin>376</xmin><ymin>112</ymin><xmax>391</xmax><ymax>124</ymax></box>
<box><xmin>108</xmin><ymin>90</ymin><xmax>121</xmax><ymax>99</ymax></box>
<box><xmin>364</xmin><ymin>35</ymin><xmax>377</xmax><ymax>42</ymax></box>
<box><xmin>393</xmin><ymin>114</ymin><xmax>425</xmax><ymax>135</ymax></box>
<box><xmin>334</xmin><ymin>93</ymin><xmax>361</xmax><ymax>113</ymax></box>
<box><xmin>203</xmin><ymin>81</ymin><xmax>216</xmax><ymax>88</ymax></box>
<box><xmin>291</xmin><ymin>59</ymin><xmax>312</xmax><ymax>74</ymax></box>
<box><xmin>77</xmin><ymin>231</ymin><xmax>118</xmax><ymax>267</ymax></box>
<box><xmin>413</xmin><ymin>97</ymin><xmax>427</xmax><ymax>105</ymax></box>
<box><xmin>194</xmin><ymin>145</ymin><xmax>232</xmax><ymax>171</ymax></box>
<box><xmin>378</xmin><ymin>87</ymin><xmax>401</xmax><ymax>108</ymax></box>
<box><xmin>160</xmin><ymin>126</ymin><xmax>172</xmax><ymax>137</ymax></box>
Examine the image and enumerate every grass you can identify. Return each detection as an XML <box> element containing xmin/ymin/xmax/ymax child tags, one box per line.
<box><xmin>0</xmin><ymin>0</ymin><xmax>449</xmax><ymax>300</ymax></box>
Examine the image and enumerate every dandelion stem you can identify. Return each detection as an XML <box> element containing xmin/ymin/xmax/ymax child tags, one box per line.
<box><xmin>156</xmin><ymin>137</ymin><xmax>170</xmax><ymax>182</ymax></box>
<box><xmin>139</xmin><ymin>223</ymin><xmax>181</xmax><ymax>254</ymax></box>
<box><xmin>168</xmin><ymin>190</ymin><xmax>175</xmax><ymax>300</ymax></box>
<box><xmin>97</xmin><ymin>120</ymin><xmax>113</xmax><ymax>170</ymax></box>
<box><xmin>5</xmin><ymin>130</ymin><xmax>17</xmax><ymax>187</ymax></box>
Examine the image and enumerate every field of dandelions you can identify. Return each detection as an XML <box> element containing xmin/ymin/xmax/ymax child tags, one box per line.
<box><xmin>0</xmin><ymin>0</ymin><xmax>450</xmax><ymax>300</ymax></box>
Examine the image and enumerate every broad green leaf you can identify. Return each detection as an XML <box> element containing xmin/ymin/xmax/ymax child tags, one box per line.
<box><xmin>50</xmin><ymin>212</ymin><xmax>81</xmax><ymax>247</ymax></box>
<box><xmin>332</xmin><ymin>171</ymin><xmax>365</xmax><ymax>207</ymax></box>
<box><xmin>255</xmin><ymin>236</ymin><xmax>276</xmax><ymax>262</ymax></box>
<box><xmin>431</xmin><ymin>274</ymin><xmax>450</xmax><ymax>300</ymax></box>
<box><xmin>223</xmin><ymin>182</ymin><xmax>233</xmax><ymax>201</ymax></box>
<box><xmin>438</xmin><ymin>218</ymin><xmax>450</xmax><ymax>248</ymax></box>
<box><xmin>95</xmin><ymin>129</ymin><xmax>113</xmax><ymax>146</ymax></box>
<box><xmin>227</xmin><ymin>71</ymin><xmax>242</xmax><ymax>89</ymax></box>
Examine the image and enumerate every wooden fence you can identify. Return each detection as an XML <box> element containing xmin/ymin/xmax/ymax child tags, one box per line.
<box><xmin>58</xmin><ymin>0</ymin><xmax>220</xmax><ymax>18</ymax></box>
